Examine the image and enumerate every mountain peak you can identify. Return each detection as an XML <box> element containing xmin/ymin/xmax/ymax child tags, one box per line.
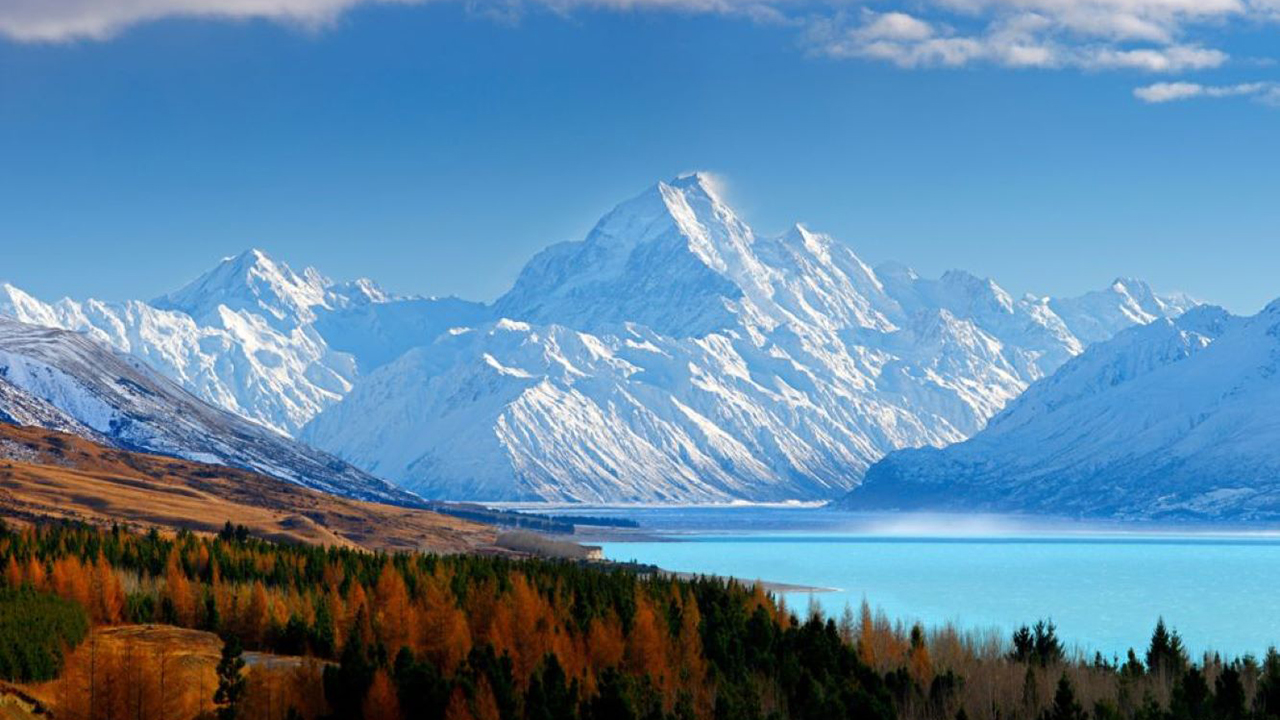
<box><xmin>223</xmin><ymin>247</ymin><xmax>270</xmax><ymax>265</ymax></box>
<box><xmin>493</xmin><ymin>174</ymin><xmax>753</xmax><ymax>336</ymax></box>
<box><xmin>1110</xmin><ymin>277</ymin><xmax>1155</xmax><ymax>297</ymax></box>
<box><xmin>154</xmin><ymin>248</ymin><xmax>330</xmax><ymax>328</ymax></box>
<box><xmin>664</xmin><ymin>171</ymin><xmax>723</xmax><ymax>201</ymax></box>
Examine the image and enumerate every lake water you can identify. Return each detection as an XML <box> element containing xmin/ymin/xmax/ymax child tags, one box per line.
<box><xmin>556</xmin><ymin>506</ymin><xmax>1280</xmax><ymax>659</ymax></box>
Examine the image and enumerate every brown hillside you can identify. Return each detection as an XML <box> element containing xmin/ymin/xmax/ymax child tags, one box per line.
<box><xmin>21</xmin><ymin>624</ymin><xmax>330</xmax><ymax>720</ymax></box>
<box><xmin>0</xmin><ymin>423</ymin><xmax>496</xmax><ymax>553</ymax></box>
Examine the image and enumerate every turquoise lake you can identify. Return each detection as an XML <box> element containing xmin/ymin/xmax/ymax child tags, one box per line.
<box><xmin>572</xmin><ymin>506</ymin><xmax>1280</xmax><ymax>659</ymax></box>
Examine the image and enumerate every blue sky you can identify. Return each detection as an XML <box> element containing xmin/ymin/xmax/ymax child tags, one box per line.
<box><xmin>1</xmin><ymin>1</ymin><xmax>1277</xmax><ymax>313</ymax></box>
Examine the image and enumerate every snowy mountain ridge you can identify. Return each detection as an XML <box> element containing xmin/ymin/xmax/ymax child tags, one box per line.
<box><xmin>842</xmin><ymin>300</ymin><xmax>1280</xmax><ymax>519</ymax></box>
<box><xmin>301</xmin><ymin>174</ymin><xmax>1196</xmax><ymax>502</ymax></box>
<box><xmin>1</xmin><ymin>251</ymin><xmax>484</xmax><ymax>435</ymax></box>
<box><xmin>0</xmin><ymin>317</ymin><xmax>416</xmax><ymax>504</ymax></box>
<box><xmin>1</xmin><ymin>173</ymin><xmax>1197</xmax><ymax>502</ymax></box>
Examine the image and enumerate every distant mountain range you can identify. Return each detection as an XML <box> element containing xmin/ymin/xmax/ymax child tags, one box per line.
<box><xmin>842</xmin><ymin>301</ymin><xmax>1280</xmax><ymax>520</ymax></box>
<box><xmin>1</xmin><ymin>174</ymin><xmax>1200</xmax><ymax>503</ymax></box>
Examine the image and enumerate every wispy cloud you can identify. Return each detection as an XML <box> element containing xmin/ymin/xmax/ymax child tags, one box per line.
<box><xmin>2</xmin><ymin>0</ymin><xmax>1277</xmax><ymax>102</ymax></box>
<box><xmin>0</xmin><ymin>0</ymin><xmax>408</xmax><ymax>42</ymax></box>
<box><xmin>1134</xmin><ymin>80</ymin><xmax>1280</xmax><ymax>104</ymax></box>
<box><xmin>807</xmin><ymin>8</ymin><xmax>1231</xmax><ymax>72</ymax></box>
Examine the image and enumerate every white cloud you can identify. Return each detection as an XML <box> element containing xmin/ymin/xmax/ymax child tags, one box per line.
<box><xmin>1134</xmin><ymin>80</ymin><xmax>1280</xmax><ymax>103</ymax></box>
<box><xmin>856</xmin><ymin>11</ymin><xmax>935</xmax><ymax>42</ymax></box>
<box><xmin>810</xmin><ymin>8</ymin><xmax>1233</xmax><ymax>72</ymax></box>
<box><xmin>0</xmin><ymin>0</ymin><xmax>416</xmax><ymax>41</ymax></box>
<box><xmin>1084</xmin><ymin>45</ymin><xmax>1229</xmax><ymax>71</ymax></box>
<box><xmin>0</xmin><ymin>0</ymin><xmax>1276</xmax><ymax>94</ymax></box>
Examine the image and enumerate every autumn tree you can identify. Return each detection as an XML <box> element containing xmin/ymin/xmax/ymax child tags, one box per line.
<box><xmin>363</xmin><ymin>668</ymin><xmax>402</xmax><ymax>720</ymax></box>
<box><xmin>374</xmin><ymin>563</ymin><xmax>413</xmax><ymax>655</ymax></box>
<box><xmin>164</xmin><ymin>548</ymin><xmax>196</xmax><ymax>626</ymax></box>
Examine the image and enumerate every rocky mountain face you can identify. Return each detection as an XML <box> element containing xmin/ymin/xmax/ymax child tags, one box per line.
<box><xmin>843</xmin><ymin>301</ymin><xmax>1280</xmax><ymax>520</ymax></box>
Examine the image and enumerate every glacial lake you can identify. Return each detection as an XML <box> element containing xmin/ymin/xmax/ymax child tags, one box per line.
<box><xmin>545</xmin><ymin>506</ymin><xmax>1280</xmax><ymax>659</ymax></box>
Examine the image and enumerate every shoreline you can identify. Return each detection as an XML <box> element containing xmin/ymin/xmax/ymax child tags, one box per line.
<box><xmin>662</xmin><ymin>570</ymin><xmax>840</xmax><ymax>594</ymax></box>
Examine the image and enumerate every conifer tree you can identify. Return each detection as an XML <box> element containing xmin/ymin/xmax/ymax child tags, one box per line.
<box><xmin>1257</xmin><ymin>648</ymin><xmax>1280</xmax><ymax>720</ymax></box>
<box><xmin>1040</xmin><ymin>674</ymin><xmax>1087</xmax><ymax>720</ymax></box>
<box><xmin>214</xmin><ymin>636</ymin><xmax>248</xmax><ymax>720</ymax></box>
<box><xmin>1146</xmin><ymin>618</ymin><xmax>1188</xmax><ymax>677</ymax></box>
<box><xmin>1214</xmin><ymin>664</ymin><xmax>1246</xmax><ymax>720</ymax></box>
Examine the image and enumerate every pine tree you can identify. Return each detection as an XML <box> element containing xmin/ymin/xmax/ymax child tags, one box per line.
<box><xmin>1171</xmin><ymin>666</ymin><xmax>1210</xmax><ymax>720</ymax></box>
<box><xmin>1257</xmin><ymin>648</ymin><xmax>1280</xmax><ymax>720</ymax></box>
<box><xmin>1040</xmin><ymin>673</ymin><xmax>1086</xmax><ymax>720</ymax></box>
<box><xmin>1214</xmin><ymin>664</ymin><xmax>1247</xmax><ymax>720</ymax></box>
<box><xmin>1146</xmin><ymin>618</ymin><xmax>1188</xmax><ymax>677</ymax></box>
<box><xmin>214</xmin><ymin>636</ymin><xmax>248</xmax><ymax>720</ymax></box>
<box><xmin>1012</xmin><ymin>620</ymin><xmax>1064</xmax><ymax>667</ymax></box>
<box><xmin>1022</xmin><ymin>665</ymin><xmax>1040</xmax><ymax>717</ymax></box>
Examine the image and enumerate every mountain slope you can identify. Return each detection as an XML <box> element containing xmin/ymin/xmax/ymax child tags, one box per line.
<box><xmin>0</xmin><ymin>375</ymin><xmax>108</xmax><ymax>442</ymax></box>
<box><xmin>303</xmin><ymin>174</ymin><xmax>1194</xmax><ymax>502</ymax></box>
<box><xmin>843</xmin><ymin>302</ymin><xmax>1280</xmax><ymax>520</ymax></box>
<box><xmin>0</xmin><ymin>422</ymin><xmax>495</xmax><ymax>552</ymax></box>
<box><xmin>0</xmin><ymin>317</ymin><xmax>416</xmax><ymax>505</ymax></box>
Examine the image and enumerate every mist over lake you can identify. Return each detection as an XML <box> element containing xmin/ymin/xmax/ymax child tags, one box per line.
<box><xmin>553</xmin><ymin>506</ymin><xmax>1280</xmax><ymax>659</ymax></box>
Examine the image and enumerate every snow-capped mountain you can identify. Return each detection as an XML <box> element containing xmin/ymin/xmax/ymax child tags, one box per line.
<box><xmin>0</xmin><ymin>250</ymin><xmax>483</xmax><ymax>435</ymax></box>
<box><xmin>843</xmin><ymin>301</ymin><xmax>1280</xmax><ymax>520</ymax></box>
<box><xmin>1</xmin><ymin>174</ymin><xmax>1197</xmax><ymax>503</ymax></box>
<box><xmin>302</xmin><ymin>174</ymin><xmax>1195</xmax><ymax>502</ymax></box>
<box><xmin>0</xmin><ymin>317</ymin><xmax>416</xmax><ymax>505</ymax></box>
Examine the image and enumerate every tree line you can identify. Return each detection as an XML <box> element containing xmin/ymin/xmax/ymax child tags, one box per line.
<box><xmin>0</xmin><ymin>518</ymin><xmax>1276</xmax><ymax>720</ymax></box>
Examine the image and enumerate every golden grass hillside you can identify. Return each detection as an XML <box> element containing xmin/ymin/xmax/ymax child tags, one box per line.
<box><xmin>20</xmin><ymin>624</ymin><xmax>328</xmax><ymax>720</ymax></box>
<box><xmin>0</xmin><ymin>423</ymin><xmax>496</xmax><ymax>553</ymax></box>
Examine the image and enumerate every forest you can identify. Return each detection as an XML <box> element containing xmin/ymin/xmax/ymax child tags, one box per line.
<box><xmin>0</xmin><ymin>518</ymin><xmax>1276</xmax><ymax>720</ymax></box>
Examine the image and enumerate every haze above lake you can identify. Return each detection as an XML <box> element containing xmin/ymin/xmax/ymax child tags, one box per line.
<box><xmin>538</xmin><ymin>506</ymin><xmax>1280</xmax><ymax>659</ymax></box>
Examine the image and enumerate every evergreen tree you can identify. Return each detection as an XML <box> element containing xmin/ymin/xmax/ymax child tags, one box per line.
<box><xmin>1171</xmin><ymin>666</ymin><xmax>1210</xmax><ymax>720</ymax></box>
<box><xmin>1012</xmin><ymin>620</ymin><xmax>1064</xmax><ymax>666</ymax></box>
<box><xmin>526</xmin><ymin>653</ymin><xmax>579</xmax><ymax>720</ymax></box>
<box><xmin>1012</xmin><ymin>626</ymin><xmax>1036</xmax><ymax>663</ymax></box>
<box><xmin>393</xmin><ymin>647</ymin><xmax>450</xmax><ymax>720</ymax></box>
<box><xmin>213</xmin><ymin>636</ymin><xmax>247</xmax><ymax>720</ymax></box>
<box><xmin>1040</xmin><ymin>673</ymin><xmax>1087</xmax><ymax>720</ymax></box>
<box><xmin>1257</xmin><ymin>648</ymin><xmax>1280</xmax><ymax>720</ymax></box>
<box><xmin>1121</xmin><ymin>650</ymin><xmax>1146</xmax><ymax>680</ymax></box>
<box><xmin>1146</xmin><ymin>619</ymin><xmax>1188</xmax><ymax>677</ymax></box>
<box><xmin>324</xmin><ymin>626</ymin><xmax>375</xmax><ymax>719</ymax></box>
<box><xmin>1022</xmin><ymin>665</ymin><xmax>1040</xmax><ymax>716</ymax></box>
<box><xmin>200</xmin><ymin>590</ymin><xmax>220</xmax><ymax>632</ymax></box>
<box><xmin>0</xmin><ymin>588</ymin><xmax>88</xmax><ymax>682</ymax></box>
<box><xmin>1213</xmin><ymin>665</ymin><xmax>1246</xmax><ymax>720</ymax></box>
